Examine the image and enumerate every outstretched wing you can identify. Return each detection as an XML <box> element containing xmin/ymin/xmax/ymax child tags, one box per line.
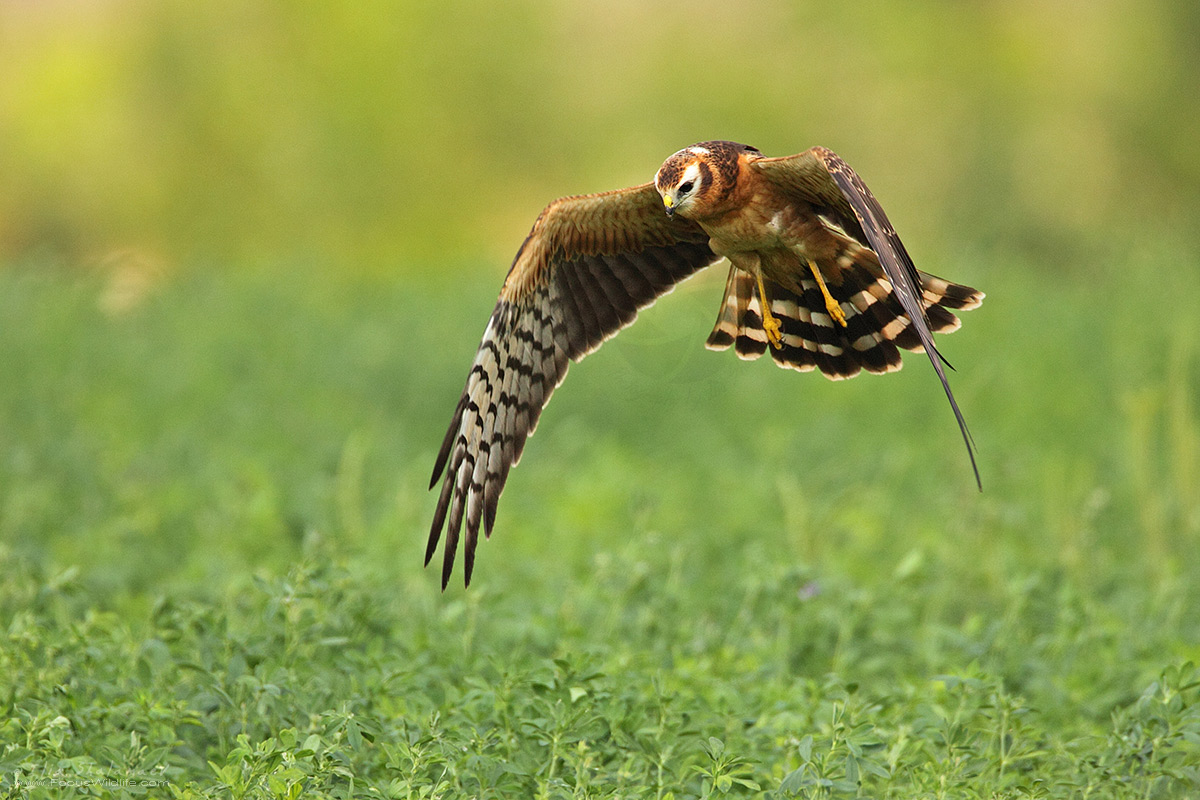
<box><xmin>428</xmin><ymin>183</ymin><xmax>720</xmax><ymax>588</ymax></box>
<box><xmin>751</xmin><ymin>148</ymin><xmax>982</xmax><ymax>489</ymax></box>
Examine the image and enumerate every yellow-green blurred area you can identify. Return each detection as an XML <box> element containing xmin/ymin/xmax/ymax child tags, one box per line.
<box><xmin>2</xmin><ymin>0</ymin><xmax>1199</xmax><ymax>272</ymax></box>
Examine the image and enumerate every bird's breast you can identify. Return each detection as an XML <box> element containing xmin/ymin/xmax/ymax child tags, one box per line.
<box><xmin>700</xmin><ymin>196</ymin><xmax>829</xmax><ymax>259</ymax></box>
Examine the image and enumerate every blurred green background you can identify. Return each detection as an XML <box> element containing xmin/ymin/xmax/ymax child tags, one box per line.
<box><xmin>2</xmin><ymin>0</ymin><xmax>1199</xmax><ymax>271</ymax></box>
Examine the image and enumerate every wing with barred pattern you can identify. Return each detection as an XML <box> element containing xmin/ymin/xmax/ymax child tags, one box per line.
<box><xmin>428</xmin><ymin>183</ymin><xmax>720</xmax><ymax>588</ymax></box>
<box><xmin>751</xmin><ymin>148</ymin><xmax>984</xmax><ymax>488</ymax></box>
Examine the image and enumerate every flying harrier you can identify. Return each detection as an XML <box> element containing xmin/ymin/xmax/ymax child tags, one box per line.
<box><xmin>428</xmin><ymin>141</ymin><xmax>983</xmax><ymax>588</ymax></box>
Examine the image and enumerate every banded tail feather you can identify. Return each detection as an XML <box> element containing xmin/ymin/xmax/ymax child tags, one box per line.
<box><xmin>705</xmin><ymin>260</ymin><xmax>982</xmax><ymax>381</ymax></box>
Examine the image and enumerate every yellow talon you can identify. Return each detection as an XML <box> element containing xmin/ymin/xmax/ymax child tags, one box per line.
<box><xmin>755</xmin><ymin>271</ymin><xmax>784</xmax><ymax>349</ymax></box>
<box><xmin>762</xmin><ymin>313</ymin><xmax>783</xmax><ymax>348</ymax></box>
<box><xmin>827</xmin><ymin>299</ymin><xmax>847</xmax><ymax>327</ymax></box>
<box><xmin>806</xmin><ymin>258</ymin><xmax>847</xmax><ymax>328</ymax></box>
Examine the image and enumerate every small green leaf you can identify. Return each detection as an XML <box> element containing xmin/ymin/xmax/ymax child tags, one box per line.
<box><xmin>780</xmin><ymin>766</ymin><xmax>807</xmax><ymax>793</ymax></box>
<box><xmin>797</xmin><ymin>735</ymin><xmax>813</xmax><ymax>763</ymax></box>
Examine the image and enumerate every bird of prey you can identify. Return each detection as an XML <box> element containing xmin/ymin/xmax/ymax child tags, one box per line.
<box><xmin>428</xmin><ymin>141</ymin><xmax>983</xmax><ymax>588</ymax></box>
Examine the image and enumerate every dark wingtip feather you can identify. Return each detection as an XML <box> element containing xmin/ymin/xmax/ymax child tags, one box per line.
<box><xmin>425</xmin><ymin>473</ymin><xmax>454</xmax><ymax>567</ymax></box>
<box><xmin>483</xmin><ymin>492</ymin><xmax>499</xmax><ymax>539</ymax></box>
<box><xmin>923</xmin><ymin>335</ymin><xmax>982</xmax><ymax>491</ymax></box>
<box><xmin>463</xmin><ymin>543</ymin><xmax>476</xmax><ymax>587</ymax></box>
<box><xmin>430</xmin><ymin>399</ymin><xmax>465</xmax><ymax>491</ymax></box>
<box><xmin>440</xmin><ymin>532</ymin><xmax>457</xmax><ymax>591</ymax></box>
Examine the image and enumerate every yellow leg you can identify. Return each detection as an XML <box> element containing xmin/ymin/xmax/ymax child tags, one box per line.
<box><xmin>755</xmin><ymin>271</ymin><xmax>783</xmax><ymax>349</ymax></box>
<box><xmin>806</xmin><ymin>258</ymin><xmax>847</xmax><ymax>327</ymax></box>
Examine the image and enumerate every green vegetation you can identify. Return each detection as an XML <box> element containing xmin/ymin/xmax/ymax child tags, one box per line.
<box><xmin>1</xmin><ymin>248</ymin><xmax>1198</xmax><ymax>797</ymax></box>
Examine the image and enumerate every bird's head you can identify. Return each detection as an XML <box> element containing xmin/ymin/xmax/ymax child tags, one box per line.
<box><xmin>654</xmin><ymin>141</ymin><xmax>759</xmax><ymax>220</ymax></box>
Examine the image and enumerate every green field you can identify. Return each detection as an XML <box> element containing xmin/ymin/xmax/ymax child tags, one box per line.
<box><xmin>1</xmin><ymin>245</ymin><xmax>1197</xmax><ymax>799</ymax></box>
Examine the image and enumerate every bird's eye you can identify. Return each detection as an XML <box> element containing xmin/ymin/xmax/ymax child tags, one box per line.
<box><xmin>678</xmin><ymin>180</ymin><xmax>694</xmax><ymax>194</ymax></box>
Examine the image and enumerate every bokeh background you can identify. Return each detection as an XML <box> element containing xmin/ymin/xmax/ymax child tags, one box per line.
<box><xmin>3</xmin><ymin>0</ymin><xmax>1199</xmax><ymax>273</ymax></box>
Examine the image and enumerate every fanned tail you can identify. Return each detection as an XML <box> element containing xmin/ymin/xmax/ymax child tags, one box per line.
<box><xmin>705</xmin><ymin>255</ymin><xmax>982</xmax><ymax>380</ymax></box>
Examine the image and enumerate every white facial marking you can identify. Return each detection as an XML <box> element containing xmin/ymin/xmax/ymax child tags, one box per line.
<box><xmin>678</xmin><ymin>162</ymin><xmax>702</xmax><ymax>190</ymax></box>
<box><xmin>687</xmin><ymin>146</ymin><xmax>711</xmax><ymax>155</ymax></box>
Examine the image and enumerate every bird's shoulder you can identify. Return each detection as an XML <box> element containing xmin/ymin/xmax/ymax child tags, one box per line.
<box><xmin>746</xmin><ymin>147</ymin><xmax>839</xmax><ymax>196</ymax></box>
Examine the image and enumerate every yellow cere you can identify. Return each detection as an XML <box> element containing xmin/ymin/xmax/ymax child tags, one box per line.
<box><xmin>662</xmin><ymin>195</ymin><xmax>674</xmax><ymax>209</ymax></box>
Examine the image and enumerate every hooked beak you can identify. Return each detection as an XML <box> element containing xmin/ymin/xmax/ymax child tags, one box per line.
<box><xmin>662</xmin><ymin>194</ymin><xmax>675</xmax><ymax>218</ymax></box>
